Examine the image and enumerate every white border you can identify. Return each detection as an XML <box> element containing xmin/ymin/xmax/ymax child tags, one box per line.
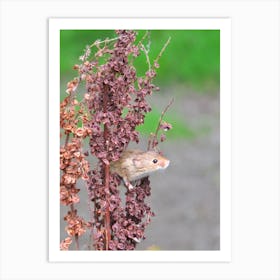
<box><xmin>49</xmin><ymin>18</ymin><xmax>231</xmax><ymax>262</ymax></box>
<box><xmin>1</xmin><ymin>0</ymin><xmax>279</xmax><ymax>279</ymax></box>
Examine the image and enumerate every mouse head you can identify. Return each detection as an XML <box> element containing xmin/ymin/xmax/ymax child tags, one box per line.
<box><xmin>133</xmin><ymin>151</ymin><xmax>170</xmax><ymax>171</ymax></box>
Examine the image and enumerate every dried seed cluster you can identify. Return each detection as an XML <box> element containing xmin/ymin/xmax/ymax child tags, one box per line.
<box><xmin>59</xmin><ymin>30</ymin><xmax>170</xmax><ymax>250</ymax></box>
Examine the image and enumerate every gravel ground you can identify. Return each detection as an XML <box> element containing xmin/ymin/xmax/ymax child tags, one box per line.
<box><xmin>60</xmin><ymin>90</ymin><xmax>220</xmax><ymax>250</ymax></box>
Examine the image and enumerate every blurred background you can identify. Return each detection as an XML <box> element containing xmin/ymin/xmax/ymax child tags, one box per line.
<box><xmin>60</xmin><ymin>30</ymin><xmax>220</xmax><ymax>250</ymax></box>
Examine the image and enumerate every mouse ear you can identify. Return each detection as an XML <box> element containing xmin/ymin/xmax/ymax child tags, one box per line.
<box><xmin>132</xmin><ymin>157</ymin><xmax>142</xmax><ymax>168</ymax></box>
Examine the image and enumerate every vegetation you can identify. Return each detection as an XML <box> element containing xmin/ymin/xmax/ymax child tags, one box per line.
<box><xmin>61</xmin><ymin>30</ymin><xmax>220</xmax><ymax>92</ymax></box>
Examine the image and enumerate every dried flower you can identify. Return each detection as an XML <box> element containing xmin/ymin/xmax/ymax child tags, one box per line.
<box><xmin>64</xmin><ymin>210</ymin><xmax>90</xmax><ymax>237</ymax></box>
<box><xmin>160</xmin><ymin>134</ymin><xmax>166</xmax><ymax>142</ymax></box>
<box><xmin>60</xmin><ymin>237</ymin><xmax>73</xmax><ymax>250</ymax></box>
<box><xmin>60</xmin><ymin>30</ymin><xmax>170</xmax><ymax>250</ymax></box>
<box><xmin>160</xmin><ymin>121</ymin><xmax>172</xmax><ymax>131</ymax></box>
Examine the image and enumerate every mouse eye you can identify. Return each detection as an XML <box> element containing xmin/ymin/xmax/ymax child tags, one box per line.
<box><xmin>152</xmin><ymin>159</ymin><xmax>158</xmax><ymax>164</ymax></box>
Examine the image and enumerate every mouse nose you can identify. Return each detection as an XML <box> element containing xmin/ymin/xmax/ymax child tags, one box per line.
<box><xmin>161</xmin><ymin>160</ymin><xmax>170</xmax><ymax>169</ymax></box>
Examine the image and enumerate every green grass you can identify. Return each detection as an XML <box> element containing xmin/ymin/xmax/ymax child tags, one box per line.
<box><xmin>60</xmin><ymin>30</ymin><xmax>220</xmax><ymax>91</ymax></box>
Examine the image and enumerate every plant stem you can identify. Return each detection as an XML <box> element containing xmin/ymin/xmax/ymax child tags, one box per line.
<box><xmin>70</xmin><ymin>204</ymin><xmax>80</xmax><ymax>250</ymax></box>
<box><xmin>149</xmin><ymin>97</ymin><xmax>174</xmax><ymax>150</ymax></box>
<box><xmin>103</xmin><ymin>158</ymin><xmax>111</xmax><ymax>250</ymax></box>
<box><xmin>89</xmin><ymin>36</ymin><xmax>119</xmax><ymax>48</ymax></box>
<box><xmin>140</xmin><ymin>42</ymin><xmax>151</xmax><ymax>71</ymax></box>
<box><xmin>154</xmin><ymin>36</ymin><xmax>171</xmax><ymax>66</ymax></box>
<box><xmin>65</xmin><ymin>133</ymin><xmax>70</xmax><ymax>146</ymax></box>
<box><xmin>103</xmin><ymin>86</ymin><xmax>111</xmax><ymax>250</ymax></box>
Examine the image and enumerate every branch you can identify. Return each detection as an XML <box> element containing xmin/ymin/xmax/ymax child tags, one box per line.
<box><xmin>70</xmin><ymin>204</ymin><xmax>80</xmax><ymax>250</ymax></box>
<box><xmin>103</xmin><ymin>86</ymin><xmax>111</xmax><ymax>250</ymax></box>
<box><xmin>154</xmin><ymin>36</ymin><xmax>171</xmax><ymax>66</ymax></box>
<box><xmin>148</xmin><ymin>97</ymin><xmax>174</xmax><ymax>150</ymax></box>
<box><xmin>89</xmin><ymin>36</ymin><xmax>119</xmax><ymax>49</ymax></box>
<box><xmin>139</xmin><ymin>42</ymin><xmax>151</xmax><ymax>71</ymax></box>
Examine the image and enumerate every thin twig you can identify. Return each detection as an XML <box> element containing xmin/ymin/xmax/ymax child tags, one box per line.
<box><xmin>136</xmin><ymin>30</ymin><xmax>150</xmax><ymax>48</ymax></box>
<box><xmin>147</xmin><ymin>133</ymin><xmax>155</xmax><ymax>151</ymax></box>
<box><xmin>70</xmin><ymin>204</ymin><xmax>80</xmax><ymax>250</ymax></box>
<box><xmin>148</xmin><ymin>97</ymin><xmax>174</xmax><ymax>150</ymax></box>
<box><xmin>102</xmin><ymin>85</ymin><xmax>111</xmax><ymax>250</ymax></box>
<box><xmin>140</xmin><ymin>42</ymin><xmax>151</xmax><ymax>71</ymax></box>
<box><xmin>154</xmin><ymin>36</ymin><xmax>171</xmax><ymax>65</ymax></box>
<box><xmin>89</xmin><ymin>36</ymin><xmax>120</xmax><ymax>48</ymax></box>
<box><xmin>86</xmin><ymin>179</ymin><xmax>95</xmax><ymax>250</ymax></box>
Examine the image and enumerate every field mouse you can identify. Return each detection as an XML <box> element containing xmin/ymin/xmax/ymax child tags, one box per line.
<box><xmin>110</xmin><ymin>149</ymin><xmax>170</xmax><ymax>190</ymax></box>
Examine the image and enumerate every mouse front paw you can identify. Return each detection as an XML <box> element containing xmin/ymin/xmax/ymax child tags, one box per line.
<box><xmin>123</xmin><ymin>178</ymin><xmax>134</xmax><ymax>191</ymax></box>
<box><xmin>127</xmin><ymin>183</ymin><xmax>134</xmax><ymax>191</ymax></box>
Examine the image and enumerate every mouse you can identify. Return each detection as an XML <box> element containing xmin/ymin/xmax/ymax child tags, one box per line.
<box><xmin>110</xmin><ymin>149</ymin><xmax>170</xmax><ymax>190</ymax></box>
